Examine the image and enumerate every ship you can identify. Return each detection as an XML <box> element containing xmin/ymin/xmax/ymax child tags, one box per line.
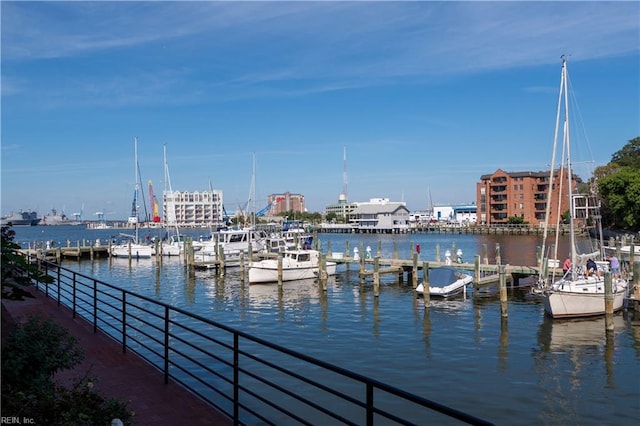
<box><xmin>40</xmin><ymin>208</ymin><xmax>82</xmax><ymax>226</ymax></box>
<box><xmin>0</xmin><ymin>211</ymin><xmax>41</xmax><ymax>226</ymax></box>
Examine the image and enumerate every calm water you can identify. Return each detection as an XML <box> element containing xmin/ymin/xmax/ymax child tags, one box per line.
<box><xmin>12</xmin><ymin>225</ymin><xmax>640</xmax><ymax>424</ymax></box>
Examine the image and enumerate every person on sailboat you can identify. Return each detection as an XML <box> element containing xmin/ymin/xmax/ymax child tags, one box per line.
<box><xmin>609</xmin><ymin>255</ymin><xmax>620</xmax><ymax>278</ymax></box>
<box><xmin>586</xmin><ymin>258</ymin><xmax>597</xmax><ymax>277</ymax></box>
<box><xmin>562</xmin><ymin>257</ymin><xmax>571</xmax><ymax>276</ymax></box>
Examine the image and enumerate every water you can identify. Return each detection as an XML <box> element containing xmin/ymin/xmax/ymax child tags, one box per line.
<box><xmin>10</xmin><ymin>225</ymin><xmax>640</xmax><ymax>424</ymax></box>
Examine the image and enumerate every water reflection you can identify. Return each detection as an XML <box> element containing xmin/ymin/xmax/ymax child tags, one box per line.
<box><xmin>534</xmin><ymin>315</ymin><xmax>625</xmax><ymax>423</ymax></box>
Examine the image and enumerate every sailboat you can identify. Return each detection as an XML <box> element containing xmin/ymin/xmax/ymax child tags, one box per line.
<box><xmin>152</xmin><ymin>145</ymin><xmax>182</xmax><ymax>256</ymax></box>
<box><xmin>110</xmin><ymin>137</ymin><xmax>153</xmax><ymax>259</ymax></box>
<box><xmin>537</xmin><ymin>57</ymin><xmax>628</xmax><ymax>318</ymax></box>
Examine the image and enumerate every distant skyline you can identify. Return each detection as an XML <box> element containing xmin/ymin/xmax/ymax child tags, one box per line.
<box><xmin>2</xmin><ymin>1</ymin><xmax>639</xmax><ymax>220</ymax></box>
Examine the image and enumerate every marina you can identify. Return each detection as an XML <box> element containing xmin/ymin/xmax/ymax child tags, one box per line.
<box><xmin>8</xmin><ymin>225</ymin><xmax>640</xmax><ymax>425</ymax></box>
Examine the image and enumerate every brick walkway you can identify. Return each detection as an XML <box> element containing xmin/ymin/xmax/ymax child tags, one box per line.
<box><xmin>1</xmin><ymin>288</ymin><xmax>231</xmax><ymax>425</ymax></box>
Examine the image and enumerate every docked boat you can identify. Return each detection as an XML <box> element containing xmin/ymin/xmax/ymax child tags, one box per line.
<box><xmin>603</xmin><ymin>244</ymin><xmax>640</xmax><ymax>263</ymax></box>
<box><xmin>109</xmin><ymin>138</ymin><xmax>153</xmax><ymax>259</ymax></box>
<box><xmin>536</xmin><ymin>58</ymin><xmax>629</xmax><ymax>319</ymax></box>
<box><xmin>110</xmin><ymin>233</ymin><xmax>153</xmax><ymax>258</ymax></box>
<box><xmin>195</xmin><ymin>227</ymin><xmax>267</xmax><ymax>266</ymax></box>
<box><xmin>415</xmin><ymin>266</ymin><xmax>474</xmax><ymax>297</ymax></box>
<box><xmin>0</xmin><ymin>211</ymin><xmax>40</xmax><ymax>226</ymax></box>
<box><xmin>248</xmin><ymin>249</ymin><xmax>337</xmax><ymax>284</ymax></box>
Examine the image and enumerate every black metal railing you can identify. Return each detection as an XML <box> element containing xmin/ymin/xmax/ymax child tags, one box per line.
<box><xmin>31</xmin><ymin>256</ymin><xmax>492</xmax><ymax>425</ymax></box>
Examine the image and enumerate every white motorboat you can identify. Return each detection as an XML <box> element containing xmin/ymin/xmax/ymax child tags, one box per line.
<box><xmin>536</xmin><ymin>58</ymin><xmax>629</xmax><ymax>318</ymax></box>
<box><xmin>249</xmin><ymin>249</ymin><xmax>337</xmax><ymax>284</ymax></box>
<box><xmin>415</xmin><ymin>266</ymin><xmax>473</xmax><ymax>297</ymax></box>
<box><xmin>196</xmin><ymin>227</ymin><xmax>267</xmax><ymax>266</ymax></box>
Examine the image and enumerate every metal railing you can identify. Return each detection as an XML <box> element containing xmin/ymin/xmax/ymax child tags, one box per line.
<box><xmin>31</xmin><ymin>256</ymin><xmax>492</xmax><ymax>425</ymax></box>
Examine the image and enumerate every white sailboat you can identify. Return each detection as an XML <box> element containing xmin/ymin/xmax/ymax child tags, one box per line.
<box><xmin>538</xmin><ymin>57</ymin><xmax>628</xmax><ymax>318</ymax></box>
<box><xmin>153</xmin><ymin>145</ymin><xmax>182</xmax><ymax>256</ymax></box>
<box><xmin>110</xmin><ymin>137</ymin><xmax>153</xmax><ymax>259</ymax></box>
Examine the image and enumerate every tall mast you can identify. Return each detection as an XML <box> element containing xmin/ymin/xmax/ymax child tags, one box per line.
<box><xmin>562</xmin><ymin>58</ymin><xmax>577</xmax><ymax>280</ymax></box>
<box><xmin>343</xmin><ymin>146</ymin><xmax>348</xmax><ymax>199</ymax></box>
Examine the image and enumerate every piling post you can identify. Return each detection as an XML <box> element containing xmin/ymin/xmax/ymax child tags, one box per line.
<box><xmin>373</xmin><ymin>256</ymin><xmax>380</xmax><ymax>297</ymax></box>
<box><xmin>604</xmin><ymin>272</ymin><xmax>614</xmax><ymax>331</ymax></box>
<box><xmin>422</xmin><ymin>261</ymin><xmax>430</xmax><ymax>308</ymax></box>
<box><xmin>377</xmin><ymin>240</ymin><xmax>382</xmax><ymax>258</ymax></box>
<box><xmin>218</xmin><ymin>244</ymin><xmax>225</xmax><ymax>277</ymax></box>
<box><xmin>320</xmin><ymin>254</ymin><xmax>328</xmax><ymax>291</ymax></box>
<box><xmin>451</xmin><ymin>242</ymin><xmax>456</xmax><ymax>264</ymax></box>
<box><xmin>495</xmin><ymin>243</ymin><xmax>502</xmax><ymax>266</ymax></box>
<box><xmin>277</xmin><ymin>253</ymin><xmax>283</xmax><ymax>286</ymax></box>
<box><xmin>345</xmin><ymin>240</ymin><xmax>350</xmax><ymax>273</ymax></box>
<box><xmin>435</xmin><ymin>243</ymin><xmax>440</xmax><ymax>263</ymax></box>
<box><xmin>412</xmin><ymin>252</ymin><xmax>418</xmax><ymax>289</ymax></box>
<box><xmin>474</xmin><ymin>255</ymin><xmax>480</xmax><ymax>288</ymax></box>
<box><xmin>359</xmin><ymin>249</ymin><xmax>366</xmax><ymax>284</ymax></box>
<box><xmin>327</xmin><ymin>241</ymin><xmax>332</xmax><ymax>257</ymax></box>
<box><xmin>239</xmin><ymin>251</ymin><xmax>245</xmax><ymax>281</ymax></box>
<box><xmin>633</xmin><ymin>262</ymin><xmax>640</xmax><ymax>313</ymax></box>
<box><xmin>499</xmin><ymin>265</ymin><xmax>508</xmax><ymax>318</ymax></box>
<box><xmin>482</xmin><ymin>244</ymin><xmax>488</xmax><ymax>264</ymax></box>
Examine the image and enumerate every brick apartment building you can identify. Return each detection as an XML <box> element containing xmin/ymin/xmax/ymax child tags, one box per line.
<box><xmin>476</xmin><ymin>169</ymin><xmax>582</xmax><ymax>227</ymax></box>
<box><xmin>267</xmin><ymin>192</ymin><xmax>305</xmax><ymax>215</ymax></box>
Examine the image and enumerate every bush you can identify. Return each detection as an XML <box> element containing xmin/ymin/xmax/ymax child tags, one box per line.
<box><xmin>1</xmin><ymin>315</ymin><xmax>133</xmax><ymax>425</ymax></box>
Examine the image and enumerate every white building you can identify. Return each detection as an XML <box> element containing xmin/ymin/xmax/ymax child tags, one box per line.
<box><xmin>431</xmin><ymin>204</ymin><xmax>477</xmax><ymax>224</ymax></box>
<box><xmin>163</xmin><ymin>190</ymin><xmax>224</xmax><ymax>228</ymax></box>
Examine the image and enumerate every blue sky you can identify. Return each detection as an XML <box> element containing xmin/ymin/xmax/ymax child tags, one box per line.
<box><xmin>2</xmin><ymin>1</ymin><xmax>639</xmax><ymax>221</ymax></box>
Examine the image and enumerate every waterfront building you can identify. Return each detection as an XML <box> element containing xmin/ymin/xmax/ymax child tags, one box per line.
<box><xmin>163</xmin><ymin>189</ymin><xmax>224</xmax><ymax>228</ymax></box>
<box><xmin>476</xmin><ymin>169</ymin><xmax>581</xmax><ymax>227</ymax></box>
<box><xmin>266</xmin><ymin>192</ymin><xmax>305</xmax><ymax>215</ymax></box>
<box><xmin>348</xmin><ymin>198</ymin><xmax>410</xmax><ymax>231</ymax></box>
<box><xmin>324</xmin><ymin>193</ymin><xmax>358</xmax><ymax>221</ymax></box>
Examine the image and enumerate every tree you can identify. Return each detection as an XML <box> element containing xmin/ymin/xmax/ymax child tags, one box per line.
<box><xmin>610</xmin><ymin>136</ymin><xmax>640</xmax><ymax>168</ymax></box>
<box><xmin>598</xmin><ymin>167</ymin><xmax>640</xmax><ymax>230</ymax></box>
<box><xmin>592</xmin><ymin>137</ymin><xmax>640</xmax><ymax>231</ymax></box>
<box><xmin>1</xmin><ymin>224</ymin><xmax>53</xmax><ymax>300</ymax></box>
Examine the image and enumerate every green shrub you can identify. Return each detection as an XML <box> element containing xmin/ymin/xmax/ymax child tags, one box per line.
<box><xmin>1</xmin><ymin>315</ymin><xmax>133</xmax><ymax>425</ymax></box>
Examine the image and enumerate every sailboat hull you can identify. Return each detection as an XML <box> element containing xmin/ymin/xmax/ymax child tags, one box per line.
<box><xmin>542</xmin><ymin>278</ymin><xmax>628</xmax><ymax>318</ymax></box>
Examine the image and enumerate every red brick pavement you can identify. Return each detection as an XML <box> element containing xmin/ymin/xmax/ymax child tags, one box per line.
<box><xmin>1</xmin><ymin>288</ymin><xmax>231</xmax><ymax>425</ymax></box>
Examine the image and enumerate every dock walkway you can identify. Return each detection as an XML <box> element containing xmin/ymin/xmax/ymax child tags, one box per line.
<box><xmin>2</xmin><ymin>289</ymin><xmax>231</xmax><ymax>426</ymax></box>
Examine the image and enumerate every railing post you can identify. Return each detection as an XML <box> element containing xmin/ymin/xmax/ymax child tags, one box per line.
<box><xmin>72</xmin><ymin>272</ymin><xmax>77</xmax><ymax>318</ymax></box>
<box><xmin>57</xmin><ymin>265</ymin><xmax>61</xmax><ymax>306</ymax></box>
<box><xmin>93</xmin><ymin>279</ymin><xmax>98</xmax><ymax>333</ymax></box>
<box><xmin>366</xmin><ymin>382</ymin><xmax>374</xmax><ymax>426</ymax></box>
<box><xmin>122</xmin><ymin>292</ymin><xmax>127</xmax><ymax>354</ymax></box>
<box><xmin>164</xmin><ymin>305</ymin><xmax>170</xmax><ymax>384</ymax></box>
<box><xmin>44</xmin><ymin>261</ymin><xmax>49</xmax><ymax>298</ymax></box>
<box><xmin>234</xmin><ymin>333</ymin><xmax>240</xmax><ymax>424</ymax></box>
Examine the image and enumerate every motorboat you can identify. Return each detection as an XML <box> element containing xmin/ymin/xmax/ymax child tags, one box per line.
<box><xmin>415</xmin><ymin>266</ymin><xmax>473</xmax><ymax>297</ymax></box>
<box><xmin>249</xmin><ymin>249</ymin><xmax>337</xmax><ymax>284</ymax></box>
<box><xmin>195</xmin><ymin>227</ymin><xmax>267</xmax><ymax>266</ymax></box>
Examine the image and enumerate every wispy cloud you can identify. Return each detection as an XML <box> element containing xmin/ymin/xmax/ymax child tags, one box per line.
<box><xmin>3</xmin><ymin>2</ymin><xmax>638</xmax><ymax>106</ymax></box>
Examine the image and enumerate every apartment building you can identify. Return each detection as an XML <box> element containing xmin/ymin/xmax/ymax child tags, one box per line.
<box><xmin>267</xmin><ymin>192</ymin><xmax>305</xmax><ymax>215</ymax></box>
<box><xmin>163</xmin><ymin>190</ymin><xmax>224</xmax><ymax>228</ymax></box>
<box><xmin>476</xmin><ymin>169</ymin><xmax>581</xmax><ymax>227</ymax></box>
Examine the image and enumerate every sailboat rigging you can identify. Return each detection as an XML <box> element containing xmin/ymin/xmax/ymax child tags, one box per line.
<box><xmin>110</xmin><ymin>137</ymin><xmax>153</xmax><ymax>259</ymax></box>
<box><xmin>535</xmin><ymin>57</ymin><xmax>628</xmax><ymax>318</ymax></box>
